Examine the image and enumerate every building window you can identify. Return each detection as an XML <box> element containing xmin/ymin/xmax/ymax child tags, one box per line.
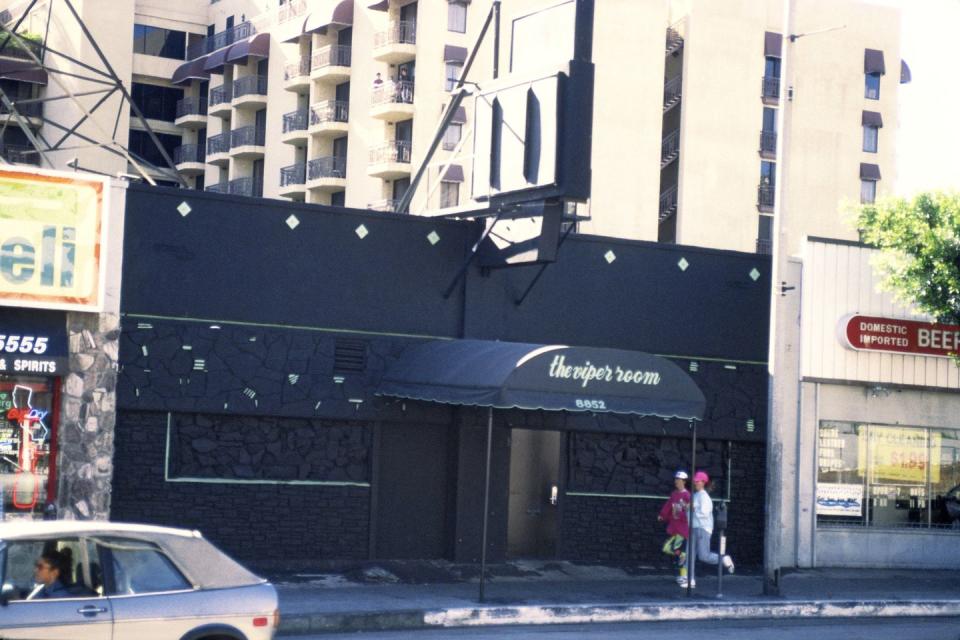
<box><xmin>757</xmin><ymin>215</ymin><xmax>773</xmax><ymax>254</ymax></box>
<box><xmin>448</xmin><ymin>1</ymin><xmax>467</xmax><ymax>33</ymax></box>
<box><xmin>132</xmin><ymin>24</ymin><xmax>187</xmax><ymax>60</ymax></box>
<box><xmin>865</xmin><ymin>72</ymin><xmax>881</xmax><ymax>100</ymax></box>
<box><xmin>331</xmin><ymin>191</ymin><xmax>345</xmax><ymax>207</ymax></box>
<box><xmin>817</xmin><ymin>422</ymin><xmax>960</xmax><ymax>531</ymax></box>
<box><xmin>1</xmin><ymin>376</ymin><xmax>58</xmax><ymax>520</ymax></box>
<box><xmin>440</xmin><ymin>181</ymin><xmax>459</xmax><ymax>208</ymax></box>
<box><xmin>128</xmin><ymin>129</ymin><xmax>181</xmax><ymax>166</ymax></box>
<box><xmin>131</xmin><ymin>82</ymin><xmax>183</xmax><ymax>122</ymax></box>
<box><xmin>863</xmin><ymin>125</ymin><xmax>879</xmax><ymax>153</ymax></box>
<box><xmin>443</xmin><ymin>123</ymin><xmax>462</xmax><ymax>151</ymax></box>
<box><xmin>445</xmin><ymin>61</ymin><xmax>463</xmax><ymax>91</ymax></box>
<box><xmin>860</xmin><ymin>179</ymin><xmax>877</xmax><ymax>204</ymax></box>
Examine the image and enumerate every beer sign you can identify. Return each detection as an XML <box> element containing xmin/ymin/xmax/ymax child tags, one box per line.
<box><xmin>839</xmin><ymin>314</ymin><xmax>960</xmax><ymax>358</ymax></box>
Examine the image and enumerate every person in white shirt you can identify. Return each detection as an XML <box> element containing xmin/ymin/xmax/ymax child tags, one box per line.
<box><xmin>687</xmin><ymin>470</ymin><xmax>734</xmax><ymax>588</ymax></box>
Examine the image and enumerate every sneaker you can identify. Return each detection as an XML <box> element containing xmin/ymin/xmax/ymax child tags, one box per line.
<box><xmin>677</xmin><ymin>578</ymin><xmax>696</xmax><ymax>588</ymax></box>
<box><xmin>722</xmin><ymin>555</ymin><xmax>735</xmax><ymax>574</ymax></box>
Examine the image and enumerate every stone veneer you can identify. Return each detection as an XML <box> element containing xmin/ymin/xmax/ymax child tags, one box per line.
<box><xmin>56</xmin><ymin>311</ymin><xmax>119</xmax><ymax>520</ymax></box>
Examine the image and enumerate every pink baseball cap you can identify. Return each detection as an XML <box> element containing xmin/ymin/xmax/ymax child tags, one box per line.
<box><xmin>693</xmin><ymin>471</ymin><xmax>709</xmax><ymax>483</ymax></box>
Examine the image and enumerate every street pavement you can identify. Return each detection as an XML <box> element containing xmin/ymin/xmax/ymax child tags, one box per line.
<box><xmin>267</xmin><ymin>560</ymin><xmax>960</xmax><ymax>636</ymax></box>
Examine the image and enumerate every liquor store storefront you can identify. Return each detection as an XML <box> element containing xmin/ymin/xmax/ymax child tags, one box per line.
<box><xmin>793</xmin><ymin>238</ymin><xmax>960</xmax><ymax>568</ymax></box>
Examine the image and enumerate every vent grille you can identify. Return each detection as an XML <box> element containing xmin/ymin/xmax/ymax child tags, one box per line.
<box><xmin>334</xmin><ymin>338</ymin><xmax>367</xmax><ymax>373</ymax></box>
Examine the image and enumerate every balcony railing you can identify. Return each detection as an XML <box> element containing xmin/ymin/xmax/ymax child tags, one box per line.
<box><xmin>310</xmin><ymin>100</ymin><xmax>349</xmax><ymax>125</ymax></box>
<box><xmin>280</xmin><ymin>163</ymin><xmax>306</xmax><ymax>187</ymax></box>
<box><xmin>206</xmin><ymin>133</ymin><xmax>229</xmax><ymax>155</ymax></box>
<box><xmin>369</xmin><ymin>199</ymin><xmax>400</xmax><ymax>213</ymax></box>
<box><xmin>284</xmin><ymin>56</ymin><xmax>311</xmax><ymax>81</ymax></box>
<box><xmin>0</xmin><ymin>144</ymin><xmax>39</xmax><ymax>165</ymax></box>
<box><xmin>661</xmin><ymin>129</ymin><xmax>680</xmax><ymax>167</ymax></box>
<box><xmin>277</xmin><ymin>0</ymin><xmax>307</xmax><ymax>24</ymax></box>
<box><xmin>230</xmin><ymin>125</ymin><xmax>266</xmax><ymax>148</ymax></box>
<box><xmin>205</xmin><ymin>182</ymin><xmax>229</xmax><ymax>194</ymax></box>
<box><xmin>762</xmin><ymin>75</ymin><xmax>780</xmax><ymax>101</ymax></box>
<box><xmin>229</xmin><ymin>176</ymin><xmax>256</xmax><ymax>197</ymax></box>
<box><xmin>658</xmin><ymin>185</ymin><xmax>678</xmax><ymax>221</ymax></box>
<box><xmin>757</xmin><ymin>184</ymin><xmax>776</xmax><ymax>211</ymax></box>
<box><xmin>176</xmin><ymin>97</ymin><xmax>208</xmax><ymax>119</ymax></box>
<box><xmin>374</xmin><ymin>21</ymin><xmax>416</xmax><ymax>48</ymax></box>
<box><xmin>0</xmin><ymin>38</ymin><xmax>42</xmax><ymax>61</ymax></box>
<box><xmin>371</xmin><ymin>80</ymin><xmax>415</xmax><ymax>106</ymax></box>
<box><xmin>759</xmin><ymin>130</ymin><xmax>777</xmax><ymax>156</ymax></box>
<box><xmin>308</xmin><ymin>156</ymin><xmax>347</xmax><ymax>180</ymax></box>
<box><xmin>187</xmin><ymin>21</ymin><xmax>255</xmax><ymax>60</ymax></box>
<box><xmin>312</xmin><ymin>44</ymin><xmax>352</xmax><ymax>70</ymax></box>
<box><xmin>756</xmin><ymin>238</ymin><xmax>773</xmax><ymax>255</ymax></box>
<box><xmin>369</xmin><ymin>140</ymin><xmax>412</xmax><ymax>165</ymax></box>
<box><xmin>663</xmin><ymin>75</ymin><xmax>682</xmax><ymax>111</ymax></box>
<box><xmin>232</xmin><ymin>75</ymin><xmax>268</xmax><ymax>98</ymax></box>
<box><xmin>174</xmin><ymin>144</ymin><xmax>205</xmax><ymax>164</ymax></box>
<box><xmin>210</xmin><ymin>84</ymin><xmax>232</xmax><ymax>107</ymax></box>
<box><xmin>282</xmin><ymin>110</ymin><xmax>309</xmax><ymax>133</ymax></box>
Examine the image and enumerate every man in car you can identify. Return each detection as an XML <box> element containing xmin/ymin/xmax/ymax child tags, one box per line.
<box><xmin>29</xmin><ymin>548</ymin><xmax>72</xmax><ymax>599</ymax></box>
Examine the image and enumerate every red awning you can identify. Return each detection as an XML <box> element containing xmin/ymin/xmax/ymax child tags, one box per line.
<box><xmin>203</xmin><ymin>47</ymin><xmax>231</xmax><ymax>73</ymax></box>
<box><xmin>441</xmin><ymin>164</ymin><xmax>464</xmax><ymax>182</ymax></box>
<box><xmin>0</xmin><ymin>59</ymin><xmax>46</xmax><ymax>85</ymax></box>
<box><xmin>226</xmin><ymin>33</ymin><xmax>270</xmax><ymax>65</ymax></box>
<box><xmin>368</xmin><ymin>0</ymin><xmax>388</xmax><ymax>11</ymax></box>
<box><xmin>444</xmin><ymin>45</ymin><xmax>468</xmax><ymax>63</ymax></box>
<box><xmin>172</xmin><ymin>58</ymin><xmax>209</xmax><ymax>85</ymax></box>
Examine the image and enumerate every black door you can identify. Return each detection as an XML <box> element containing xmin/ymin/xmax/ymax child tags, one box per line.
<box><xmin>252</xmin><ymin>159</ymin><xmax>264</xmax><ymax>197</ymax></box>
<box><xmin>392</xmin><ymin>177</ymin><xmax>411</xmax><ymax>202</ymax></box>
<box><xmin>375</xmin><ymin>423</ymin><xmax>450</xmax><ymax>559</ymax></box>
<box><xmin>337</xmin><ymin>27</ymin><xmax>352</xmax><ymax>46</ymax></box>
<box><xmin>332</xmin><ymin>136</ymin><xmax>348</xmax><ymax>177</ymax></box>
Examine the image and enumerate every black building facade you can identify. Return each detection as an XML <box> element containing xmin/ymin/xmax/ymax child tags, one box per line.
<box><xmin>112</xmin><ymin>185</ymin><xmax>770</xmax><ymax>571</ymax></box>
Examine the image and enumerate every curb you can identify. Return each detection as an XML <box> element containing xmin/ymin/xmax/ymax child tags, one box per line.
<box><xmin>278</xmin><ymin>599</ymin><xmax>960</xmax><ymax>635</ymax></box>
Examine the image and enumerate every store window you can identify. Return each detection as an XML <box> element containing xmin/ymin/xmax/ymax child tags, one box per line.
<box><xmin>817</xmin><ymin>422</ymin><xmax>960</xmax><ymax>530</ymax></box>
<box><xmin>1</xmin><ymin>376</ymin><xmax>58</xmax><ymax>519</ymax></box>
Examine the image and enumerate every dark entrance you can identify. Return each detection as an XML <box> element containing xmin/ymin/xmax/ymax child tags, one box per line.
<box><xmin>374</xmin><ymin>422</ymin><xmax>451</xmax><ymax>559</ymax></box>
<box><xmin>507</xmin><ymin>429</ymin><xmax>560</xmax><ymax>558</ymax></box>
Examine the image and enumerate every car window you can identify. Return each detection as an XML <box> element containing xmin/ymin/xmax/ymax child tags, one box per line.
<box><xmin>96</xmin><ymin>538</ymin><xmax>191</xmax><ymax>595</ymax></box>
<box><xmin>1</xmin><ymin>538</ymin><xmax>98</xmax><ymax>601</ymax></box>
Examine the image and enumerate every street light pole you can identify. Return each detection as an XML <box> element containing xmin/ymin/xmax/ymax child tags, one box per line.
<box><xmin>763</xmin><ymin>0</ymin><xmax>797</xmax><ymax>597</ymax></box>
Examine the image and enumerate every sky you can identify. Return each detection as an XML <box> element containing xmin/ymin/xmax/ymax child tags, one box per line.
<box><xmin>878</xmin><ymin>0</ymin><xmax>960</xmax><ymax>196</ymax></box>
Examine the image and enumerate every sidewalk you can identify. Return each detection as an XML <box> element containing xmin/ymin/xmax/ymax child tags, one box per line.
<box><xmin>269</xmin><ymin>561</ymin><xmax>960</xmax><ymax>635</ymax></box>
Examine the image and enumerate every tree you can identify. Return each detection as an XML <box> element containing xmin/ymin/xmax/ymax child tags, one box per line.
<box><xmin>854</xmin><ymin>191</ymin><xmax>960</xmax><ymax>324</ymax></box>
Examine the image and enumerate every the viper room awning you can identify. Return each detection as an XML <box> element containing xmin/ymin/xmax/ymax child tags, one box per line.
<box><xmin>377</xmin><ymin>339</ymin><xmax>706</xmax><ymax>421</ymax></box>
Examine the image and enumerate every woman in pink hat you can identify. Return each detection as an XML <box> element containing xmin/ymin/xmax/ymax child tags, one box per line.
<box><xmin>687</xmin><ymin>470</ymin><xmax>734</xmax><ymax>588</ymax></box>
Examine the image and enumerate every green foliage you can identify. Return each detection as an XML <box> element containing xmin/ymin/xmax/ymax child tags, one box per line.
<box><xmin>854</xmin><ymin>191</ymin><xmax>960</xmax><ymax>325</ymax></box>
<box><xmin>0</xmin><ymin>31</ymin><xmax>42</xmax><ymax>52</ymax></box>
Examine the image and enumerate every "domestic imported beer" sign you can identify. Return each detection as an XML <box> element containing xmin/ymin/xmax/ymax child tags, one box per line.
<box><xmin>839</xmin><ymin>314</ymin><xmax>960</xmax><ymax>358</ymax></box>
<box><xmin>0</xmin><ymin>168</ymin><xmax>109</xmax><ymax>311</ymax></box>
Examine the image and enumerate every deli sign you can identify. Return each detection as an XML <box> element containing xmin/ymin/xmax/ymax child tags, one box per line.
<box><xmin>840</xmin><ymin>314</ymin><xmax>960</xmax><ymax>358</ymax></box>
<box><xmin>0</xmin><ymin>167</ymin><xmax>109</xmax><ymax>312</ymax></box>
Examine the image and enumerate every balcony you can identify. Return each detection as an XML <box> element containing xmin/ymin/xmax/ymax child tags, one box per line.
<box><xmin>279</xmin><ymin>163</ymin><xmax>306</xmax><ymax>198</ymax></box>
<box><xmin>306</xmin><ymin>156</ymin><xmax>347</xmax><ymax>191</ymax></box>
<box><xmin>759</xmin><ymin>130</ymin><xmax>777</xmax><ymax>159</ymax></box>
<box><xmin>663</xmin><ymin>75</ymin><xmax>681</xmax><ymax>113</ymax></box>
<box><xmin>281</xmin><ymin>110</ymin><xmax>309</xmax><ymax>145</ymax></box>
<box><xmin>761</xmin><ymin>75</ymin><xmax>780</xmax><ymax>104</ymax></box>
<box><xmin>187</xmin><ymin>21</ymin><xmax>255</xmax><ymax>60</ymax></box>
<box><xmin>232</xmin><ymin>75</ymin><xmax>268</xmax><ymax>109</ymax></box>
<box><xmin>368</xmin><ymin>140</ymin><xmax>411</xmax><ymax>179</ymax></box>
<box><xmin>228</xmin><ymin>176</ymin><xmax>261</xmax><ymax>198</ymax></box>
<box><xmin>205</xmin><ymin>182</ymin><xmax>229</xmax><ymax>194</ymax></box>
<box><xmin>174</xmin><ymin>97</ymin><xmax>208</xmax><ymax>128</ymax></box>
<box><xmin>368</xmin><ymin>199</ymin><xmax>400</xmax><ymax>213</ymax></box>
<box><xmin>370</xmin><ymin>81</ymin><xmax>415</xmax><ymax>121</ymax></box>
<box><xmin>373</xmin><ymin>21</ymin><xmax>416</xmax><ymax>64</ymax></box>
<box><xmin>658</xmin><ymin>185</ymin><xmax>678</xmax><ymax>222</ymax></box>
<box><xmin>0</xmin><ymin>100</ymin><xmax>42</xmax><ymax>127</ymax></box>
<box><xmin>284</xmin><ymin>56</ymin><xmax>311</xmax><ymax>92</ymax></box>
<box><xmin>230</xmin><ymin>125</ymin><xmax>265</xmax><ymax>159</ymax></box>
<box><xmin>757</xmin><ymin>184</ymin><xmax>775</xmax><ymax>212</ymax></box>
<box><xmin>756</xmin><ymin>238</ymin><xmax>773</xmax><ymax>255</ymax></box>
<box><xmin>206</xmin><ymin>132</ymin><xmax>230</xmax><ymax>166</ymax></box>
<box><xmin>0</xmin><ymin>37</ymin><xmax>42</xmax><ymax>62</ymax></box>
<box><xmin>311</xmin><ymin>45</ymin><xmax>351</xmax><ymax>83</ymax></box>
<box><xmin>660</xmin><ymin>129</ymin><xmax>680</xmax><ymax>168</ymax></box>
<box><xmin>173</xmin><ymin>144</ymin><xmax>206</xmax><ymax>174</ymax></box>
<box><xmin>208</xmin><ymin>84</ymin><xmax>233</xmax><ymax>117</ymax></box>
<box><xmin>0</xmin><ymin>144</ymin><xmax>40</xmax><ymax>165</ymax></box>
<box><xmin>309</xmin><ymin>100</ymin><xmax>349</xmax><ymax>137</ymax></box>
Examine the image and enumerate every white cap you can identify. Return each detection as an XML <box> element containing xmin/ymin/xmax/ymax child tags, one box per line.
<box><xmin>674</xmin><ymin>470</ymin><xmax>688</xmax><ymax>480</ymax></box>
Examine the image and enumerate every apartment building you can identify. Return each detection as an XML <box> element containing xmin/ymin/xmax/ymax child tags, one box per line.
<box><xmin>0</xmin><ymin>0</ymin><xmax>905</xmax><ymax>253</ymax></box>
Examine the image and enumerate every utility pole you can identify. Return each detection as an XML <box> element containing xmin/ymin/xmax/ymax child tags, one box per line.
<box><xmin>763</xmin><ymin>0</ymin><xmax>797</xmax><ymax>596</ymax></box>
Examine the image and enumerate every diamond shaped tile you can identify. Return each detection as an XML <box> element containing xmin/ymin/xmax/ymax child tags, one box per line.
<box><xmin>177</xmin><ymin>201</ymin><xmax>191</xmax><ymax>217</ymax></box>
<box><xmin>604</xmin><ymin>250</ymin><xmax>616</xmax><ymax>264</ymax></box>
<box><xmin>427</xmin><ymin>230</ymin><xmax>440</xmax><ymax>245</ymax></box>
<box><xmin>749</xmin><ymin>268</ymin><xmax>761</xmax><ymax>281</ymax></box>
<box><xmin>678</xmin><ymin>257</ymin><xmax>689</xmax><ymax>271</ymax></box>
<box><xmin>355</xmin><ymin>224</ymin><xmax>369</xmax><ymax>239</ymax></box>
<box><xmin>286</xmin><ymin>214</ymin><xmax>300</xmax><ymax>230</ymax></box>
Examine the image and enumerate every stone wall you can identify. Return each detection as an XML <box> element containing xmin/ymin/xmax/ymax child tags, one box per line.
<box><xmin>56</xmin><ymin>311</ymin><xmax>119</xmax><ymax>521</ymax></box>
<box><xmin>110</xmin><ymin>410</ymin><xmax>371</xmax><ymax>569</ymax></box>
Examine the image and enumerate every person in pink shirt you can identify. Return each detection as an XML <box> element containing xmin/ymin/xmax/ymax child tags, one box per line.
<box><xmin>658</xmin><ymin>470</ymin><xmax>690</xmax><ymax>586</ymax></box>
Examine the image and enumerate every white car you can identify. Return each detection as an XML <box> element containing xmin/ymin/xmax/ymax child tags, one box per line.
<box><xmin>0</xmin><ymin>521</ymin><xmax>279</xmax><ymax>640</ymax></box>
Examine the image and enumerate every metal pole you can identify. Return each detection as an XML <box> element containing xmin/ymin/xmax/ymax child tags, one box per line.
<box><xmin>686</xmin><ymin>420</ymin><xmax>696</xmax><ymax>597</ymax></box>
<box><xmin>492</xmin><ymin>1</ymin><xmax>500</xmax><ymax>80</ymax></box>
<box><xmin>478</xmin><ymin>406</ymin><xmax>494</xmax><ymax>602</ymax></box>
<box><xmin>763</xmin><ymin>0</ymin><xmax>796</xmax><ymax>597</ymax></box>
